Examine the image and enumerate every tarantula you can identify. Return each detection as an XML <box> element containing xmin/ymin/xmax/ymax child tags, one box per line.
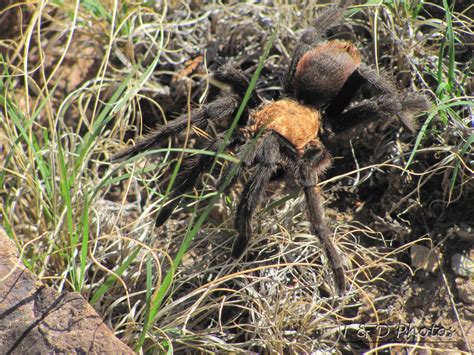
<box><xmin>111</xmin><ymin>0</ymin><xmax>429</xmax><ymax>295</ymax></box>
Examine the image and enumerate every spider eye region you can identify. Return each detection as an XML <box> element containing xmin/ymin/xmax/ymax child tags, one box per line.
<box><xmin>251</xmin><ymin>99</ymin><xmax>321</xmax><ymax>154</ymax></box>
<box><xmin>294</xmin><ymin>40</ymin><xmax>361</xmax><ymax>107</ymax></box>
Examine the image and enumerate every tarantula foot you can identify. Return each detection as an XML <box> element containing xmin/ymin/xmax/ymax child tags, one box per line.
<box><xmin>397</xmin><ymin>93</ymin><xmax>431</xmax><ymax>132</ymax></box>
<box><xmin>214</xmin><ymin>64</ymin><xmax>246</xmax><ymax>83</ymax></box>
<box><xmin>375</xmin><ymin>93</ymin><xmax>430</xmax><ymax>132</ymax></box>
<box><xmin>214</xmin><ymin>64</ymin><xmax>263</xmax><ymax>107</ymax></box>
<box><xmin>231</xmin><ymin>234</ymin><xmax>249</xmax><ymax>258</ymax></box>
<box><xmin>155</xmin><ymin>200</ymin><xmax>179</xmax><ymax>227</ymax></box>
<box><xmin>334</xmin><ymin>266</ymin><xmax>347</xmax><ymax>296</ymax></box>
<box><xmin>401</xmin><ymin>92</ymin><xmax>431</xmax><ymax>113</ymax></box>
<box><xmin>376</xmin><ymin>95</ymin><xmax>403</xmax><ymax>115</ymax></box>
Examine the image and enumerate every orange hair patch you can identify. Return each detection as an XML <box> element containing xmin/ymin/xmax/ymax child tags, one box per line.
<box><xmin>250</xmin><ymin>99</ymin><xmax>321</xmax><ymax>154</ymax></box>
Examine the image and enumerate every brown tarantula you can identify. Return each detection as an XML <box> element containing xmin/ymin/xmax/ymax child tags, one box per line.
<box><xmin>111</xmin><ymin>1</ymin><xmax>429</xmax><ymax>295</ymax></box>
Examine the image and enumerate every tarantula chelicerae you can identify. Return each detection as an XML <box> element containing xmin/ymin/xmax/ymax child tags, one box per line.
<box><xmin>112</xmin><ymin>1</ymin><xmax>429</xmax><ymax>295</ymax></box>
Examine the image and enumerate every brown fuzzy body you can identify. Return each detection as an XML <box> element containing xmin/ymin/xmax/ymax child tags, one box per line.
<box><xmin>294</xmin><ymin>40</ymin><xmax>361</xmax><ymax>106</ymax></box>
<box><xmin>249</xmin><ymin>99</ymin><xmax>321</xmax><ymax>154</ymax></box>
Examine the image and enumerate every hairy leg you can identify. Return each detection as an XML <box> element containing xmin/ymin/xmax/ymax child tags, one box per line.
<box><xmin>214</xmin><ymin>64</ymin><xmax>262</xmax><ymax>109</ymax></box>
<box><xmin>303</xmin><ymin>185</ymin><xmax>346</xmax><ymax>296</ymax></box>
<box><xmin>397</xmin><ymin>93</ymin><xmax>432</xmax><ymax>132</ymax></box>
<box><xmin>297</xmin><ymin>145</ymin><xmax>346</xmax><ymax>295</ymax></box>
<box><xmin>217</xmin><ymin>143</ymin><xmax>247</xmax><ymax>193</ymax></box>
<box><xmin>216</xmin><ymin>130</ymin><xmax>262</xmax><ymax>192</ymax></box>
<box><xmin>325</xmin><ymin>64</ymin><xmax>399</xmax><ymax>118</ymax></box>
<box><xmin>155</xmin><ymin>136</ymin><xmax>236</xmax><ymax>226</ymax></box>
<box><xmin>111</xmin><ymin>95</ymin><xmax>241</xmax><ymax>162</ymax></box>
<box><xmin>232</xmin><ymin>133</ymin><xmax>281</xmax><ymax>257</ymax></box>
<box><xmin>329</xmin><ymin>93</ymin><xmax>430</xmax><ymax>134</ymax></box>
<box><xmin>218</xmin><ymin>128</ymin><xmax>298</xmax><ymax>193</ymax></box>
<box><xmin>112</xmin><ymin>64</ymin><xmax>259</xmax><ymax>163</ymax></box>
<box><xmin>356</xmin><ymin>64</ymin><xmax>399</xmax><ymax>96</ymax></box>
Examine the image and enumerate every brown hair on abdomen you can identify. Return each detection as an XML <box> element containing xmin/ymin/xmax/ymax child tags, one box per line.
<box><xmin>294</xmin><ymin>41</ymin><xmax>361</xmax><ymax>107</ymax></box>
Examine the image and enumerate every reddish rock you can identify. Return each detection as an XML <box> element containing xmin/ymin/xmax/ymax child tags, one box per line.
<box><xmin>0</xmin><ymin>229</ymin><xmax>134</xmax><ymax>354</ymax></box>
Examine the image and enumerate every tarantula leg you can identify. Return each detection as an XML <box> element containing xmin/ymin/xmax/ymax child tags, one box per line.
<box><xmin>329</xmin><ymin>64</ymin><xmax>431</xmax><ymax>131</ymax></box>
<box><xmin>111</xmin><ymin>112</ymin><xmax>205</xmax><ymax>163</ymax></box>
<box><xmin>216</xmin><ymin>130</ymin><xmax>262</xmax><ymax>192</ymax></box>
<box><xmin>111</xmin><ymin>95</ymin><xmax>241</xmax><ymax>163</ymax></box>
<box><xmin>312</xmin><ymin>0</ymin><xmax>354</xmax><ymax>38</ymax></box>
<box><xmin>303</xmin><ymin>184</ymin><xmax>346</xmax><ymax>296</ymax></box>
<box><xmin>217</xmin><ymin>146</ymin><xmax>246</xmax><ymax>193</ymax></box>
<box><xmin>112</xmin><ymin>64</ymin><xmax>260</xmax><ymax>163</ymax></box>
<box><xmin>356</xmin><ymin>64</ymin><xmax>399</xmax><ymax>96</ymax></box>
<box><xmin>232</xmin><ymin>164</ymin><xmax>274</xmax><ymax>257</ymax></box>
<box><xmin>219</xmin><ymin>126</ymin><xmax>297</xmax><ymax>194</ymax></box>
<box><xmin>155</xmin><ymin>136</ymin><xmax>233</xmax><ymax>227</ymax></box>
<box><xmin>325</xmin><ymin>64</ymin><xmax>398</xmax><ymax>119</ymax></box>
<box><xmin>297</xmin><ymin>143</ymin><xmax>346</xmax><ymax>295</ymax></box>
<box><xmin>214</xmin><ymin>64</ymin><xmax>263</xmax><ymax>109</ymax></box>
<box><xmin>397</xmin><ymin>94</ymin><xmax>432</xmax><ymax>132</ymax></box>
<box><xmin>325</xmin><ymin>69</ymin><xmax>366</xmax><ymax>118</ymax></box>
<box><xmin>232</xmin><ymin>133</ymin><xmax>281</xmax><ymax>257</ymax></box>
<box><xmin>330</xmin><ymin>93</ymin><xmax>430</xmax><ymax>134</ymax></box>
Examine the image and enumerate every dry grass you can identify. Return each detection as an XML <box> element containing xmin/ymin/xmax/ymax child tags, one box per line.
<box><xmin>1</xmin><ymin>0</ymin><xmax>473</xmax><ymax>353</ymax></box>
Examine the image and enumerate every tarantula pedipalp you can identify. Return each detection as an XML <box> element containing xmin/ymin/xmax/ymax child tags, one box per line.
<box><xmin>111</xmin><ymin>1</ymin><xmax>429</xmax><ymax>295</ymax></box>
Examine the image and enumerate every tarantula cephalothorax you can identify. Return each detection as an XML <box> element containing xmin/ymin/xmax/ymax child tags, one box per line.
<box><xmin>111</xmin><ymin>1</ymin><xmax>429</xmax><ymax>295</ymax></box>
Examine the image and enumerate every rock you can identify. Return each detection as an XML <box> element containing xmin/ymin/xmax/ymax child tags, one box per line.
<box><xmin>455</xmin><ymin>277</ymin><xmax>474</xmax><ymax>304</ymax></box>
<box><xmin>451</xmin><ymin>251</ymin><xmax>474</xmax><ymax>277</ymax></box>
<box><xmin>410</xmin><ymin>244</ymin><xmax>441</xmax><ymax>273</ymax></box>
<box><xmin>0</xmin><ymin>228</ymin><xmax>134</xmax><ymax>354</ymax></box>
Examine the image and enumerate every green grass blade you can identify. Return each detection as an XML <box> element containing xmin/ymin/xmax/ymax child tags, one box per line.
<box><xmin>57</xmin><ymin>135</ymin><xmax>79</xmax><ymax>288</ymax></box>
<box><xmin>449</xmin><ymin>133</ymin><xmax>474</xmax><ymax>200</ymax></box>
<box><xmin>77</xmin><ymin>53</ymin><xmax>162</xmax><ymax>172</ymax></box>
<box><xmin>90</xmin><ymin>247</ymin><xmax>141</xmax><ymax>305</ymax></box>
<box><xmin>79</xmin><ymin>192</ymin><xmax>90</xmax><ymax>289</ymax></box>
<box><xmin>405</xmin><ymin>100</ymin><xmax>473</xmax><ymax>171</ymax></box>
<box><xmin>443</xmin><ymin>0</ymin><xmax>456</xmax><ymax>91</ymax></box>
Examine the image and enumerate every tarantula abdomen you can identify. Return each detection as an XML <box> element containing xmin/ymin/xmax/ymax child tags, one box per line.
<box><xmin>294</xmin><ymin>40</ymin><xmax>362</xmax><ymax>107</ymax></box>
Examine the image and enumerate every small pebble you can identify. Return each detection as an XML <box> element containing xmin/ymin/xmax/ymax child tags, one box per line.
<box><xmin>410</xmin><ymin>244</ymin><xmax>441</xmax><ymax>273</ymax></box>
<box><xmin>455</xmin><ymin>277</ymin><xmax>474</xmax><ymax>304</ymax></box>
<box><xmin>451</xmin><ymin>251</ymin><xmax>474</xmax><ymax>277</ymax></box>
